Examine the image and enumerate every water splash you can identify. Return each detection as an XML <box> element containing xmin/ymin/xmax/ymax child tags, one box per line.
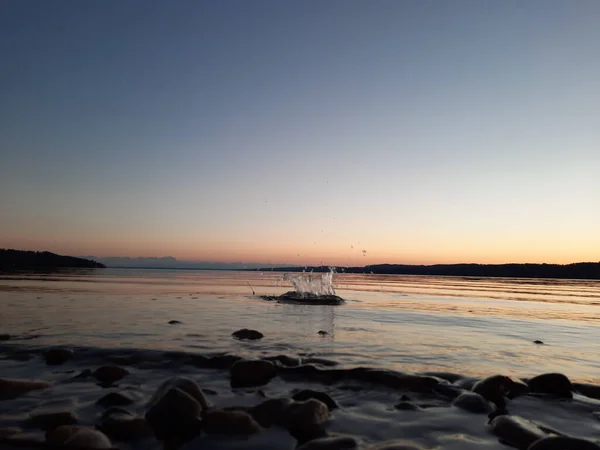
<box><xmin>283</xmin><ymin>269</ymin><xmax>336</xmax><ymax>296</ymax></box>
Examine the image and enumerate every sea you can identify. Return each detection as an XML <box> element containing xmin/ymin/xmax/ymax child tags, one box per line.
<box><xmin>1</xmin><ymin>268</ymin><xmax>599</xmax><ymax>383</ymax></box>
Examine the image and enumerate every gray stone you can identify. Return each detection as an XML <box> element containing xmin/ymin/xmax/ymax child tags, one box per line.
<box><xmin>452</xmin><ymin>392</ymin><xmax>493</xmax><ymax>414</ymax></box>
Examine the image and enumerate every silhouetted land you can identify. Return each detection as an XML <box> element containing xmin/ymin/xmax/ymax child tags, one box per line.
<box><xmin>255</xmin><ymin>262</ymin><xmax>600</xmax><ymax>280</ymax></box>
<box><xmin>0</xmin><ymin>249</ymin><xmax>105</xmax><ymax>271</ymax></box>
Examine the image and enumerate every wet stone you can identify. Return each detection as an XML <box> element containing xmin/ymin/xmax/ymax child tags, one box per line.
<box><xmin>0</xmin><ymin>334</ymin><xmax>10</xmax><ymax>341</ymax></box>
<box><xmin>64</xmin><ymin>428</ymin><xmax>112</xmax><ymax>448</ymax></box>
<box><xmin>528</xmin><ymin>373</ymin><xmax>573</xmax><ymax>398</ymax></box>
<box><xmin>452</xmin><ymin>392</ymin><xmax>493</xmax><ymax>414</ymax></box>
<box><xmin>168</xmin><ymin>320</ymin><xmax>182</xmax><ymax>324</ymax></box>
<box><xmin>232</xmin><ymin>328</ymin><xmax>264</xmax><ymax>340</ymax></box>
<box><xmin>297</xmin><ymin>436</ymin><xmax>359</xmax><ymax>450</ymax></box>
<box><xmin>0</xmin><ymin>378</ymin><xmax>51</xmax><ymax>399</ymax></box>
<box><xmin>533</xmin><ymin>340</ymin><xmax>544</xmax><ymax>345</ymax></box>
<box><xmin>98</xmin><ymin>408</ymin><xmax>153</xmax><ymax>441</ymax></box>
<box><xmin>293</xmin><ymin>389</ymin><xmax>338</xmax><ymax>410</ymax></box>
<box><xmin>394</xmin><ymin>402</ymin><xmax>420</xmax><ymax>411</ymax></box>
<box><xmin>251</xmin><ymin>397</ymin><xmax>293</xmax><ymax>427</ymax></box>
<box><xmin>28</xmin><ymin>411</ymin><xmax>78</xmax><ymax>431</ymax></box>
<box><xmin>230</xmin><ymin>359</ymin><xmax>277</xmax><ymax>388</ymax></box>
<box><xmin>97</xmin><ymin>391</ymin><xmax>135</xmax><ymax>408</ymax></box>
<box><xmin>93</xmin><ymin>366</ymin><xmax>129</xmax><ymax>384</ymax></box>
<box><xmin>202</xmin><ymin>410</ymin><xmax>262</xmax><ymax>435</ymax></box>
<box><xmin>528</xmin><ymin>436</ymin><xmax>600</xmax><ymax>450</ymax></box>
<box><xmin>489</xmin><ymin>415</ymin><xmax>548</xmax><ymax>449</ymax></box>
<box><xmin>43</xmin><ymin>348</ymin><xmax>73</xmax><ymax>366</ymax></box>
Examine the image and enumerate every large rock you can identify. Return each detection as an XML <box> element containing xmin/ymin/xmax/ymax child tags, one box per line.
<box><xmin>573</xmin><ymin>382</ymin><xmax>600</xmax><ymax>400</ymax></box>
<box><xmin>146</xmin><ymin>386</ymin><xmax>203</xmax><ymax>441</ymax></box>
<box><xmin>46</xmin><ymin>425</ymin><xmax>80</xmax><ymax>444</ymax></box>
<box><xmin>297</xmin><ymin>436</ymin><xmax>359</xmax><ymax>449</ymax></box>
<box><xmin>472</xmin><ymin>375</ymin><xmax>513</xmax><ymax>409</ymax></box>
<box><xmin>232</xmin><ymin>329</ymin><xmax>264</xmax><ymax>340</ymax></box>
<box><xmin>202</xmin><ymin>410</ymin><xmax>261</xmax><ymax>435</ymax></box>
<box><xmin>285</xmin><ymin>399</ymin><xmax>329</xmax><ymax>429</ymax></box>
<box><xmin>230</xmin><ymin>359</ymin><xmax>277</xmax><ymax>388</ymax></box>
<box><xmin>489</xmin><ymin>415</ymin><xmax>548</xmax><ymax>449</ymax></box>
<box><xmin>98</xmin><ymin>407</ymin><xmax>152</xmax><ymax>441</ymax></box>
<box><xmin>293</xmin><ymin>390</ymin><xmax>338</xmax><ymax>411</ymax></box>
<box><xmin>149</xmin><ymin>377</ymin><xmax>210</xmax><ymax>410</ymax></box>
<box><xmin>527</xmin><ymin>436</ymin><xmax>600</xmax><ymax>450</ymax></box>
<box><xmin>527</xmin><ymin>373</ymin><xmax>573</xmax><ymax>398</ymax></box>
<box><xmin>0</xmin><ymin>378</ymin><xmax>51</xmax><ymax>399</ymax></box>
<box><xmin>93</xmin><ymin>366</ymin><xmax>129</xmax><ymax>384</ymax></box>
<box><xmin>251</xmin><ymin>398</ymin><xmax>293</xmax><ymax>427</ymax></box>
<box><xmin>43</xmin><ymin>348</ymin><xmax>73</xmax><ymax>366</ymax></box>
<box><xmin>452</xmin><ymin>392</ymin><xmax>493</xmax><ymax>414</ymax></box>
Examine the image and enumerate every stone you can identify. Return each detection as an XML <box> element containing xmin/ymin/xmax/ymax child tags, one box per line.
<box><xmin>232</xmin><ymin>328</ymin><xmax>264</xmax><ymax>340</ymax></box>
<box><xmin>285</xmin><ymin>399</ymin><xmax>330</xmax><ymax>429</ymax></box>
<box><xmin>573</xmin><ymin>382</ymin><xmax>600</xmax><ymax>400</ymax></box>
<box><xmin>98</xmin><ymin>408</ymin><xmax>152</xmax><ymax>441</ymax></box>
<box><xmin>528</xmin><ymin>373</ymin><xmax>572</xmax><ymax>398</ymax></box>
<box><xmin>432</xmin><ymin>384</ymin><xmax>464</xmax><ymax>399</ymax></box>
<box><xmin>93</xmin><ymin>366</ymin><xmax>129</xmax><ymax>384</ymax></box>
<box><xmin>293</xmin><ymin>390</ymin><xmax>338</xmax><ymax>410</ymax></box>
<box><xmin>263</xmin><ymin>354</ymin><xmax>300</xmax><ymax>367</ymax></box>
<box><xmin>507</xmin><ymin>378</ymin><xmax>530</xmax><ymax>399</ymax></box>
<box><xmin>302</xmin><ymin>357</ymin><xmax>338</xmax><ymax>367</ymax></box>
<box><xmin>452</xmin><ymin>392</ymin><xmax>493</xmax><ymax>414</ymax></box>
<box><xmin>202</xmin><ymin>410</ymin><xmax>261</xmax><ymax>435</ymax></box>
<box><xmin>0</xmin><ymin>427</ymin><xmax>21</xmax><ymax>438</ymax></box>
<box><xmin>533</xmin><ymin>340</ymin><xmax>544</xmax><ymax>345</ymax></box>
<box><xmin>367</xmin><ymin>441</ymin><xmax>424</xmax><ymax>450</ymax></box>
<box><xmin>394</xmin><ymin>402</ymin><xmax>420</xmax><ymax>411</ymax></box>
<box><xmin>251</xmin><ymin>397</ymin><xmax>293</xmax><ymax>427</ymax></box>
<box><xmin>0</xmin><ymin>334</ymin><xmax>10</xmax><ymax>341</ymax></box>
<box><xmin>43</xmin><ymin>348</ymin><xmax>73</xmax><ymax>366</ymax></box>
<box><xmin>64</xmin><ymin>428</ymin><xmax>112</xmax><ymax>448</ymax></box>
<box><xmin>318</xmin><ymin>330</ymin><xmax>329</xmax><ymax>335</ymax></box>
<box><xmin>490</xmin><ymin>415</ymin><xmax>548</xmax><ymax>449</ymax></box>
<box><xmin>28</xmin><ymin>411</ymin><xmax>78</xmax><ymax>430</ymax></box>
<box><xmin>46</xmin><ymin>425</ymin><xmax>80</xmax><ymax>444</ymax></box>
<box><xmin>97</xmin><ymin>391</ymin><xmax>135</xmax><ymax>408</ymax></box>
<box><xmin>146</xmin><ymin>386</ymin><xmax>203</xmax><ymax>440</ymax></box>
<box><xmin>472</xmin><ymin>375</ymin><xmax>513</xmax><ymax>409</ymax></box>
<box><xmin>0</xmin><ymin>378</ymin><xmax>51</xmax><ymax>399</ymax></box>
<box><xmin>168</xmin><ymin>320</ymin><xmax>182</xmax><ymax>324</ymax></box>
<box><xmin>528</xmin><ymin>436</ymin><xmax>600</xmax><ymax>450</ymax></box>
<box><xmin>149</xmin><ymin>377</ymin><xmax>210</xmax><ymax>410</ymax></box>
<box><xmin>297</xmin><ymin>436</ymin><xmax>359</xmax><ymax>449</ymax></box>
<box><xmin>230</xmin><ymin>359</ymin><xmax>277</xmax><ymax>388</ymax></box>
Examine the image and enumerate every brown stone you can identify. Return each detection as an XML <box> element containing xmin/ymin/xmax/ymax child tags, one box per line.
<box><xmin>0</xmin><ymin>378</ymin><xmax>51</xmax><ymax>398</ymax></box>
<box><xmin>230</xmin><ymin>359</ymin><xmax>277</xmax><ymax>388</ymax></box>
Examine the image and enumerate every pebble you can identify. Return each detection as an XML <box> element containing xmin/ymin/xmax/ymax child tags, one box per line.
<box><xmin>168</xmin><ymin>320</ymin><xmax>183</xmax><ymax>324</ymax></box>
<box><xmin>230</xmin><ymin>359</ymin><xmax>277</xmax><ymax>388</ymax></box>
<box><xmin>533</xmin><ymin>340</ymin><xmax>544</xmax><ymax>345</ymax></box>
<box><xmin>232</xmin><ymin>328</ymin><xmax>264</xmax><ymax>340</ymax></box>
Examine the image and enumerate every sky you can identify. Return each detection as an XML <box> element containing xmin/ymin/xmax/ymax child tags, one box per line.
<box><xmin>1</xmin><ymin>0</ymin><xmax>599</xmax><ymax>266</ymax></box>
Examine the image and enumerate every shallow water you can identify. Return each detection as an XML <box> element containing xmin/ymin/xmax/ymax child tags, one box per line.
<box><xmin>1</xmin><ymin>269</ymin><xmax>599</xmax><ymax>383</ymax></box>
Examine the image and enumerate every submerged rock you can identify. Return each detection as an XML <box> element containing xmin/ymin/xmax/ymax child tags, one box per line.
<box><xmin>93</xmin><ymin>366</ymin><xmax>129</xmax><ymax>384</ymax></box>
<box><xmin>98</xmin><ymin>407</ymin><xmax>152</xmax><ymax>441</ymax></box>
<box><xmin>43</xmin><ymin>348</ymin><xmax>73</xmax><ymax>365</ymax></box>
<box><xmin>472</xmin><ymin>375</ymin><xmax>513</xmax><ymax>409</ymax></box>
<box><xmin>232</xmin><ymin>328</ymin><xmax>264</xmax><ymax>340</ymax></box>
<box><xmin>168</xmin><ymin>320</ymin><xmax>183</xmax><ymax>325</ymax></box>
<box><xmin>202</xmin><ymin>410</ymin><xmax>262</xmax><ymax>435</ymax></box>
<box><xmin>527</xmin><ymin>373</ymin><xmax>573</xmax><ymax>398</ymax></box>
<box><xmin>261</xmin><ymin>291</ymin><xmax>345</xmax><ymax>305</ymax></box>
<box><xmin>263</xmin><ymin>354</ymin><xmax>300</xmax><ymax>367</ymax></box>
<box><xmin>230</xmin><ymin>359</ymin><xmax>277</xmax><ymax>388</ymax></box>
<box><xmin>533</xmin><ymin>340</ymin><xmax>544</xmax><ymax>345</ymax></box>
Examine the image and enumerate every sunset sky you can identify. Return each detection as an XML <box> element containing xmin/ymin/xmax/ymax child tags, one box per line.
<box><xmin>1</xmin><ymin>1</ymin><xmax>599</xmax><ymax>266</ymax></box>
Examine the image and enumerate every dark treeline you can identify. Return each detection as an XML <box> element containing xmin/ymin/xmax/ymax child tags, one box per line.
<box><xmin>0</xmin><ymin>249</ymin><xmax>105</xmax><ymax>271</ymax></box>
<box><xmin>256</xmin><ymin>262</ymin><xmax>600</xmax><ymax>280</ymax></box>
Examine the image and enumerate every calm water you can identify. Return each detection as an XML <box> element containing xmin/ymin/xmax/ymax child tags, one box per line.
<box><xmin>1</xmin><ymin>269</ymin><xmax>599</xmax><ymax>382</ymax></box>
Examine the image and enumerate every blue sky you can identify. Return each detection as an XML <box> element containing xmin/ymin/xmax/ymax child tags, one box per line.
<box><xmin>1</xmin><ymin>1</ymin><xmax>599</xmax><ymax>265</ymax></box>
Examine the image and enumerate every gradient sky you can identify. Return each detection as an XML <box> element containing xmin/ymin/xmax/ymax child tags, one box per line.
<box><xmin>1</xmin><ymin>0</ymin><xmax>599</xmax><ymax>266</ymax></box>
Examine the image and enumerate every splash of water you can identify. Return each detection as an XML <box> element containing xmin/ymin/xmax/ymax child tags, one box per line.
<box><xmin>282</xmin><ymin>269</ymin><xmax>336</xmax><ymax>296</ymax></box>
